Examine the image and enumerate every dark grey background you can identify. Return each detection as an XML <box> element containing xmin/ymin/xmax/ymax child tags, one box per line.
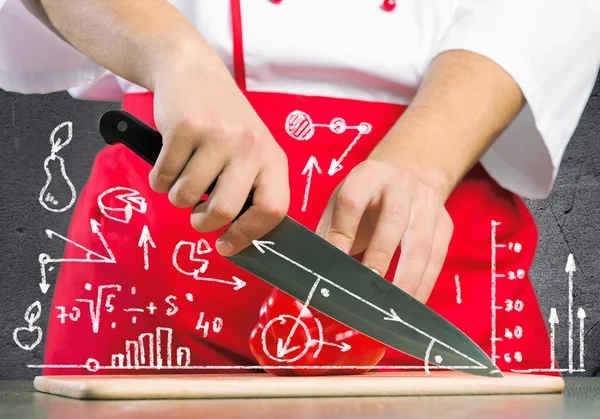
<box><xmin>1</xmin><ymin>72</ymin><xmax>599</xmax><ymax>379</ymax></box>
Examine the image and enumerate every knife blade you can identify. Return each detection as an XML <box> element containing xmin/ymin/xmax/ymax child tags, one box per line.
<box><xmin>98</xmin><ymin>109</ymin><xmax>502</xmax><ymax>378</ymax></box>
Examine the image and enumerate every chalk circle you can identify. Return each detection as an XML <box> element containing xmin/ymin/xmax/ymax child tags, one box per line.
<box><xmin>285</xmin><ymin>111</ymin><xmax>315</xmax><ymax>141</ymax></box>
<box><xmin>320</xmin><ymin>288</ymin><xmax>330</xmax><ymax>297</ymax></box>
<box><xmin>329</xmin><ymin>117</ymin><xmax>347</xmax><ymax>134</ymax></box>
<box><xmin>86</xmin><ymin>358</ymin><xmax>100</xmax><ymax>373</ymax></box>
<box><xmin>358</xmin><ymin>122</ymin><xmax>372</xmax><ymax>134</ymax></box>
<box><xmin>262</xmin><ymin>314</ymin><xmax>312</xmax><ymax>363</ymax></box>
<box><xmin>434</xmin><ymin>355</ymin><xmax>443</xmax><ymax>364</ymax></box>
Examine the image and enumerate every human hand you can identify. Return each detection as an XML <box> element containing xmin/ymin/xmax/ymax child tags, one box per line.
<box><xmin>316</xmin><ymin>159</ymin><xmax>453</xmax><ymax>303</ymax></box>
<box><xmin>149</xmin><ymin>42</ymin><xmax>289</xmax><ymax>256</ymax></box>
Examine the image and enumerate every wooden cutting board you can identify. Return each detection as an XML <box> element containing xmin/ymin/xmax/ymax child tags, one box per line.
<box><xmin>34</xmin><ymin>372</ymin><xmax>564</xmax><ymax>400</ymax></box>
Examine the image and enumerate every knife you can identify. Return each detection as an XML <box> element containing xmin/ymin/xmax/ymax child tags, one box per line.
<box><xmin>98</xmin><ymin>109</ymin><xmax>502</xmax><ymax>378</ymax></box>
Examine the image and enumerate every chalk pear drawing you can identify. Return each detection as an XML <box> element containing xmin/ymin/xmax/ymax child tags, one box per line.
<box><xmin>39</xmin><ymin>121</ymin><xmax>77</xmax><ymax>213</ymax></box>
<box><xmin>13</xmin><ymin>301</ymin><xmax>43</xmax><ymax>351</ymax></box>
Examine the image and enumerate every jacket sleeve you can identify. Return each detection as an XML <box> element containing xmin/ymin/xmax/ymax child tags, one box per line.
<box><xmin>0</xmin><ymin>0</ymin><xmax>123</xmax><ymax>100</ymax></box>
<box><xmin>430</xmin><ymin>0</ymin><xmax>600</xmax><ymax>199</ymax></box>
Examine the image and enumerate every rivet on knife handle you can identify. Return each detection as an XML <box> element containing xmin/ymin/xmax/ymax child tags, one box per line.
<box><xmin>98</xmin><ymin>110</ymin><xmax>254</xmax><ymax>220</ymax></box>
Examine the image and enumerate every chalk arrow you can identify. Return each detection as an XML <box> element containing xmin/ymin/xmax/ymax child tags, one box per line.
<box><xmin>311</xmin><ymin>339</ymin><xmax>351</xmax><ymax>352</ymax></box>
<box><xmin>252</xmin><ymin>240</ymin><xmax>275</xmax><ymax>254</ymax></box>
<box><xmin>383</xmin><ymin>308</ymin><xmax>403</xmax><ymax>323</ymax></box>
<box><xmin>565</xmin><ymin>254</ymin><xmax>577</xmax><ymax>273</ymax></box>
<box><xmin>39</xmin><ymin>282</ymin><xmax>50</xmax><ymax>294</ymax></box>
<box><xmin>578</xmin><ymin>307</ymin><xmax>586</xmax><ymax>370</ymax></box>
<box><xmin>327</xmin><ymin>131</ymin><xmax>365</xmax><ymax>176</ymax></box>
<box><xmin>549</xmin><ymin>308</ymin><xmax>559</xmax><ymax>370</ymax></box>
<box><xmin>137</xmin><ymin>225</ymin><xmax>156</xmax><ymax>271</ymax></box>
<box><xmin>549</xmin><ymin>308</ymin><xmax>559</xmax><ymax>325</ymax></box>
<box><xmin>566</xmin><ymin>254</ymin><xmax>576</xmax><ymax>373</ymax></box>
<box><xmin>277</xmin><ymin>338</ymin><xmax>301</xmax><ymax>358</ymax></box>
<box><xmin>194</xmin><ymin>275</ymin><xmax>246</xmax><ymax>291</ymax></box>
<box><xmin>301</xmin><ymin>156</ymin><xmax>322</xmax><ymax>212</ymax></box>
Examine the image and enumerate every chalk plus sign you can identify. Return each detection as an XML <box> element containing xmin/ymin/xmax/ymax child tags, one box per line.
<box><xmin>146</xmin><ymin>302</ymin><xmax>157</xmax><ymax>315</ymax></box>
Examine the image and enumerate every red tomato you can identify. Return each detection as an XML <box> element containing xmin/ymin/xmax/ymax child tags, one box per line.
<box><xmin>248</xmin><ymin>288</ymin><xmax>387</xmax><ymax>376</ymax></box>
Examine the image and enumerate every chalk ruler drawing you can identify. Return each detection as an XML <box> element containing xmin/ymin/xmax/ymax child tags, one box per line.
<box><xmin>13</xmin><ymin>301</ymin><xmax>43</xmax><ymax>351</ymax></box>
<box><xmin>38</xmin><ymin>218</ymin><xmax>116</xmax><ymax>294</ymax></box>
<box><xmin>511</xmin><ymin>253</ymin><xmax>586</xmax><ymax>374</ymax></box>
<box><xmin>97</xmin><ymin>187</ymin><xmax>147</xmax><ymax>224</ymax></box>
<box><xmin>39</xmin><ymin>121</ymin><xmax>77</xmax><ymax>213</ymax></box>
<box><xmin>490</xmin><ymin>220</ymin><xmax>525</xmax><ymax>367</ymax></box>
<box><xmin>172</xmin><ymin>239</ymin><xmax>246</xmax><ymax>290</ymax></box>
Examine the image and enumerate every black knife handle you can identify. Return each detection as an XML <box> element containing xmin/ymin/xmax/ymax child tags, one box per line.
<box><xmin>98</xmin><ymin>109</ymin><xmax>253</xmax><ymax>220</ymax></box>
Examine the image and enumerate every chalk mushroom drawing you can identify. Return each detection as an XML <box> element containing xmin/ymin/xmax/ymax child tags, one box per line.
<box><xmin>39</xmin><ymin>121</ymin><xmax>77</xmax><ymax>213</ymax></box>
<box><xmin>38</xmin><ymin>218</ymin><xmax>117</xmax><ymax>294</ymax></box>
<box><xmin>13</xmin><ymin>301</ymin><xmax>43</xmax><ymax>351</ymax></box>
<box><xmin>97</xmin><ymin>187</ymin><xmax>147</xmax><ymax>223</ymax></box>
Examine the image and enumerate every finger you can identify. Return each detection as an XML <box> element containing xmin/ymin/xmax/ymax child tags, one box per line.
<box><xmin>391</xmin><ymin>187</ymin><xmax>438</xmax><ymax>297</ymax></box>
<box><xmin>361</xmin><ymin>185</ymin><xmax>411</xmax><ymax>277</ymax></box>
<box><xmin>216</xmin><ymin>162</ymin><xmax>290</xmax><ymax>255</ymax></box>
<box><xmin>168</xmin><ymin>145</ymin><xmax>224</xmax><ymax>208</ymax></box>
<box><xmin>190</xmin><ymin>156</ymin><xmax>257</xmax><ymax>234</ymax></box>
<box><xmin>315</xmin><ymin>185</ymin><xmax>338</xmax><ymax>238</ymax></box>
<box><xmin>324</xmin><ymin>181</ymin><xmax>373</xmax><ymax>254</ymax></box>
<box><xmin>149</xmin><ymin>131</ymin><xmax>196</xmax><ymax>193</ymax></box>
<box><xmin>414</xmin><ymin>211</ymin><xmax>453</xmax><ymax>303</ymax></box>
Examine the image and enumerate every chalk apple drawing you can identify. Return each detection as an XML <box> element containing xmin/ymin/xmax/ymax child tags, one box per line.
<box><xmin>39</xmin><ymin>121</ymin><xmax>77</xmax><ymax>213</ymax></box>
<box><xmin>13</xmin><ymin>301</ymin><xmax>43</xmax><ymax>351</ymax></box>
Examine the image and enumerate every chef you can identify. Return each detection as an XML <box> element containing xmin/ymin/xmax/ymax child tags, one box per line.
<box><xmin>1</xmin><ymin>0</ymin><xmax>598</xmax><ymax>376</ymax></box>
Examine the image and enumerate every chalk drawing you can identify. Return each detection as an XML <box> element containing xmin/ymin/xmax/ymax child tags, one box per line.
<box><xmin>13</xmin><ymin>301</ymin><xmax>43</xmax><ymax>351</ymax></box>
<box><xmin>75</xmin><ymin>284</ymin><xmax>122</xmax><ymax>333</ymax></box>
<box><xmin>301</xmin><ymin>156</ymin><xmax>322</xmax><ymax>212</ymax></box>
<box><xmin>172</xmin><ymin>239</ymin><xmax>211</xmax><ymax>278</ymax></box>
<box><xmin>195</xmin><ymin>312</ymin><xmax>224</xmax><ymax>338</ymax></box>
<box><xmin>108</xmin><ymin>328</ymin><xmax>191</xmax><ymax>370</ymax></box>
<box><xmin>97</xmin><ymin>187</ymin><xmax>147</xmax><ymax>224</ymax></box>
<box><xmin>138</xmin><ymin>225</ymin><xmax>156</xmax><ymax>270</ymax></box>
<box><xmin>172</xmin><ymin>239</ymin><xmax>247</xmax><ymax>289</ymax></box>
<box><xmin>39</xmin><ymin>121</ymin><xmax>77</xmax><ymax>213</ymax></box>
<box><xmin>38</xmin><ymin>218</ymin><xmax>116</xmax><ymax>293</ymax></box>
<box><xmin>283</xmin><ymin>111</ymin><xmax>372</xmax><ymax>176</ymax></box>
<box><xmin>490</xmin><ymin>221</ymin><xmax>527</xmax><ymax>368</ymax></box>
<box><xmin>252</xmin><ymin>240</ymin><xmax>491</xmax><ymax>375</ymax></box>
<box><xmin>511</xmin><ymin>254</ymin><xmax>586</xmax><ymax>374</ymax></box>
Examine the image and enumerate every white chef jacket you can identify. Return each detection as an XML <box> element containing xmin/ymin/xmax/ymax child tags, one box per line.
<box><xmin>1</xmin><ymin>0</ymin><xmax>599</xmax><ymax>200</ymax></box>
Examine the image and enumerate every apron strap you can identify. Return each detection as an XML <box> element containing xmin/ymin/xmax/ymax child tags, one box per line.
<box><xmin>230</xmin><ymin>0</ymin><xmax>247</xmax><ymax>90</ymax></box>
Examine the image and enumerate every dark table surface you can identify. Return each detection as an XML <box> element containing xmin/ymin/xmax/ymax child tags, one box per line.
<box><xmin>1</xmin><ymin>378</ymin><xmax>599</xmax><ymax>419</ymax></box>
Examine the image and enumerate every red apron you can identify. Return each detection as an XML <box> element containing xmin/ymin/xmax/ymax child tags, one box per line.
<box><xmin>43</xmin><ymin>0</ymin><xmax>555</xmax><ymax>376</ymax></box>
